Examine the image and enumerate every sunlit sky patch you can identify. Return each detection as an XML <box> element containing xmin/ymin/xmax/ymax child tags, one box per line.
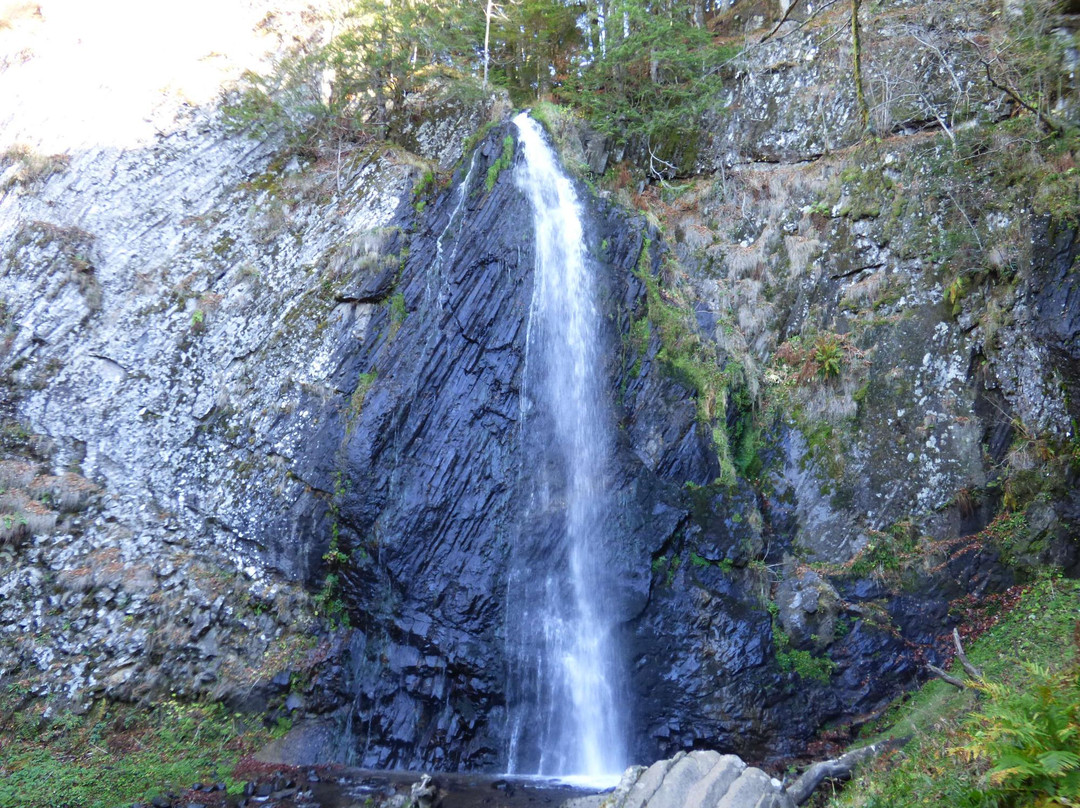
<box><xmin>0</xmin><ymin>0</ymin><xmax>308</xmax><ymax>152</ymax></box>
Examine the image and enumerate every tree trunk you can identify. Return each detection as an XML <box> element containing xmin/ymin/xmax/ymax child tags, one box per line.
<box><xmin>851</xmin><ymin>0</ymin><xmax>870</xmax><ymax>132</ymax></box>
<box><xmin>483</xmin><ymin>0</ymin><xmax>493</xmax><ymax>87</ymax></box>
<box><xmin>597</xmin><ymin>0</ymin><xmax>607</xmax><ymax>57</ymax></box>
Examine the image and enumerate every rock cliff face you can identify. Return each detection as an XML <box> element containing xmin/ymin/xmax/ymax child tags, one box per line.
<box><xmin>2</xmin><ymin>0</ymin><xmax>1079</xmax><ymax>778</ymax></box>
<box><xmin>311</xmin><ymin>127</ymin><xmax>707</xmax><ymax>769</ymax></box>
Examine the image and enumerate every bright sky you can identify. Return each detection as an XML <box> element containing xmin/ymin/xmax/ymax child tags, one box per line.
<box><xmin>0</xmin><ymin>0</ymin><xmax>301</xmax><ymax>152</ymax></box>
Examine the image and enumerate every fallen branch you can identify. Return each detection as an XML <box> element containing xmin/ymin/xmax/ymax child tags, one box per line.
<box><xmin>928</xmin><ymin>664</ymin><xmax>968</xmax><ymax>690</ymax></box>
<box><xmin>786</xmin><ymin>736</ymin><xmax>909</xmax><ymax>805</ymax></box>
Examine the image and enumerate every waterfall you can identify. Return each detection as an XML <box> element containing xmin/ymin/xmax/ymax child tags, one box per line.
<box><xmin>506</xmin><ymin>112</ymin><xmax>627</xmax><ymax>783</ymax></box>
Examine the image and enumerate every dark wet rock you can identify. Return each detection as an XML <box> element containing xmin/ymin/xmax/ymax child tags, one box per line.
<box><xmin>254</xmin><ymin>782</ymin><xmax>274</xmax><ymax>798</ymax></box>
<box><xmin>1029</xmin><ymin>216</ymin><xmax>1080</xmax><ymax>421</ymax></box>
<box><xmin>298</xmin><ymin>124</ymin><xmax>711</xmax><ymax>770</ymax></box>
<box><xmin>255</xmin><ymin>718</ymin><xmax>339</xmax><ymax>767</ymax></box>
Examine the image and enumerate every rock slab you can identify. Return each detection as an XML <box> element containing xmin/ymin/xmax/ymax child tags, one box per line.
<box><xmin>565</xmin><ymin>751</ymin><xmax>793</xmax><ymax>808</ymax></box>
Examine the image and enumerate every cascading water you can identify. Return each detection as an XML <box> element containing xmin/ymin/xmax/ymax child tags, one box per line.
<box><xmin>506</xmin><ymin>112</ymin><xmax>627</xmax><ymax>784</ymax></box>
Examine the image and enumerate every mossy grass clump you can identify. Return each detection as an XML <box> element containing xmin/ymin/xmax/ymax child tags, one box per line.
<box><xmin>632</xmin><ymin>239</ymin><xmax>744</xmax><ymax>485</ymax></box>
<box><xmin>485</xmin><ymin>134</ymin><xmax>516</xmax><ymax>191</ymax></box>
<box><xmin>765</xmin><ymin>601</ymin><xmax>837</xmax><ymax>684</ymax></box>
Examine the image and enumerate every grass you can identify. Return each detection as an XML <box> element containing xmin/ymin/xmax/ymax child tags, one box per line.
<box><xmin>825</xmin><ymin>574</ymin><xmax>1080</xmax><ymax>808</ymax></box>
<box><xmin>1</xmin><ymin>145</ymin><xmax>70</xmax><ymax>189</ymax></box>
<box><xmin>0</xmin><ymin>698</ymin><xmax>273</xmax><ymax>808</ymax></box>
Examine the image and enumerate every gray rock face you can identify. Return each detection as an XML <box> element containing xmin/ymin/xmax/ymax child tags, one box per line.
<box><xmin>775</xmin><ymin>569</ymin><xmax>841</xmax><ymax>651</ymax></box>
<box><xmin>697</xmin><ymin>1</ymin><xmax>1005</xmax><ymax>168</ymax></box>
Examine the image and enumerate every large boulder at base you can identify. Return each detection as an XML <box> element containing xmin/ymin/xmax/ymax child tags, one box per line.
<box><xmin>564</xmin><ymin>751</ymin><xmax>795</xmax><ymax>808</ymax></box>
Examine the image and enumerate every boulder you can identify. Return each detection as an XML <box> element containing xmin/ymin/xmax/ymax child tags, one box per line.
<box><xmin>585</xmin><ymin>751</ymin><xmax>794</xmax><ymax>808</ymax></box>
<box><xmin>774</xmin><ymin>569</ymin><xmax>842</xmax><ymax>650</ymax></box>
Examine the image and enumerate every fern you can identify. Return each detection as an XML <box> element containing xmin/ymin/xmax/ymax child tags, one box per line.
<box><xmin>813</xmin><ymin>335</ymin><xmax>844</xmax><ymax>381</ymax></box>
<box><xmin>957</xmin><ymin>653</ymin><xmax>1080</xmax><ymax>806</ymax></box>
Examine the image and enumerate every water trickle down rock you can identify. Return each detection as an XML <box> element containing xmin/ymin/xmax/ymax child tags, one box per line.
<box><xmin>505</xmin><ymin>111</ymin><xmax>626</xmax><ymax>779</ymax></box>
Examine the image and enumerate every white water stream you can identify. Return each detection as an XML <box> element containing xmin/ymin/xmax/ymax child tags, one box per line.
<box><xmin>506</xmin><ymin>112</ymin><xmax>626</xmax><ymax>784</ymax></box>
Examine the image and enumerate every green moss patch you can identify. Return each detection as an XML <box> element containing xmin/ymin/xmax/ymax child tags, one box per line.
<box><xmin>632</xmin><ymin>239</ymin><xmax>744</xmax><ymax>485</ymax></box>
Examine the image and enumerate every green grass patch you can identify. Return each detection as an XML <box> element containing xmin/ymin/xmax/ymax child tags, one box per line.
<box><xmin>0</xmin><ymin>698</ymin><xmax>271</xmax><ymax>807</ymax></box>
<box><xmin>827</xmin><ymin>574</ymin><xmax>1080</xmax><ymax>808</ymax></box>
<box><xmin>389</xmin><ymin>292</ymin><xmax>407</xmax><ymax>336</ymax></box>
<box><xmin>770</xmin><ymin>615</ymin><xmax>836</xmax><ymax>684</ymax></box>
<box><xmin>345</xmin><ymin>371</ymin><xmax>377</xmax><ymax>433</ymax></box>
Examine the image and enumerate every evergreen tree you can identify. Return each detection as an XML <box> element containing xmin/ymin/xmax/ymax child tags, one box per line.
<box><xmin>562</xmin><ymin>0</ymin><xmax>725</xmax><ymax>173</ymax></box>
<box><xmin>326</xmin><ymin>0</ymin><xmax>480</xmax><ymax>135</ymax></box>
<box><xmin>487</xmin><ymin>0</ymin><xmax>584</xmax><ymax>99</ymax></box>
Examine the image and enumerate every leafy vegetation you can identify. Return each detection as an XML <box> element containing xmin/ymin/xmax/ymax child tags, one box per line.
<box><xmin>562</xmin><ymin>6</ymin><xmax>734</xmax><ymax>173</ymax></box>
<box><xmin>315</xmin><ymin>472</ymin><xmax>352</xmax><ymax>628</ymax></box>
<box><xmin>767</xmin><ymin>602</ymin><xmax>837</xmax><ymax>684</ymax></box>
<box><xmin>827</xmin><ymin>575</ymin><xmax>1080</xmax><ymax>808</ymax></box>
<box><xmin>960</xmin><ymin>659</ymin><xmax>1080</xmax><ymax>804</ymax></box>
<box><xmin>221</xmin><ymin>0</ymin><xmax>737</xmax><ymax>177</ymax></box>
<box><xmin>813</xmin><ymin>335</ymin><xmax>845</xmax><ymax>381</ymax></box>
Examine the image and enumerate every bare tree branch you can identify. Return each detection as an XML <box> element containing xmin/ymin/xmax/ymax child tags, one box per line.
<box><xmin>952</xmin><ymin>627</ymin><xmax>984</xmax><ymax>681</ymax></box>
<box><xmin>760</xmin><ymin>0</ymin><xmax>802</xmax><ymax>43</ymax></box>
<box><xmin>963</xmin><ymin>35</ymin><xmax>1064</xmax><ymax>133</ymax></box>
<box><xmin>648</xmin><ymin>141</ymin><xmax>678</xmax><ymax>180</ymax></box>
<box><xmin>928</xmin><ymin>664</ymin><xmax>968</xmax><ymax>690</ymax></box>
<box><xmin>927</xmin><ymin>628</ymin><xmax>984</xmax><ymax>689</ymax></box>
